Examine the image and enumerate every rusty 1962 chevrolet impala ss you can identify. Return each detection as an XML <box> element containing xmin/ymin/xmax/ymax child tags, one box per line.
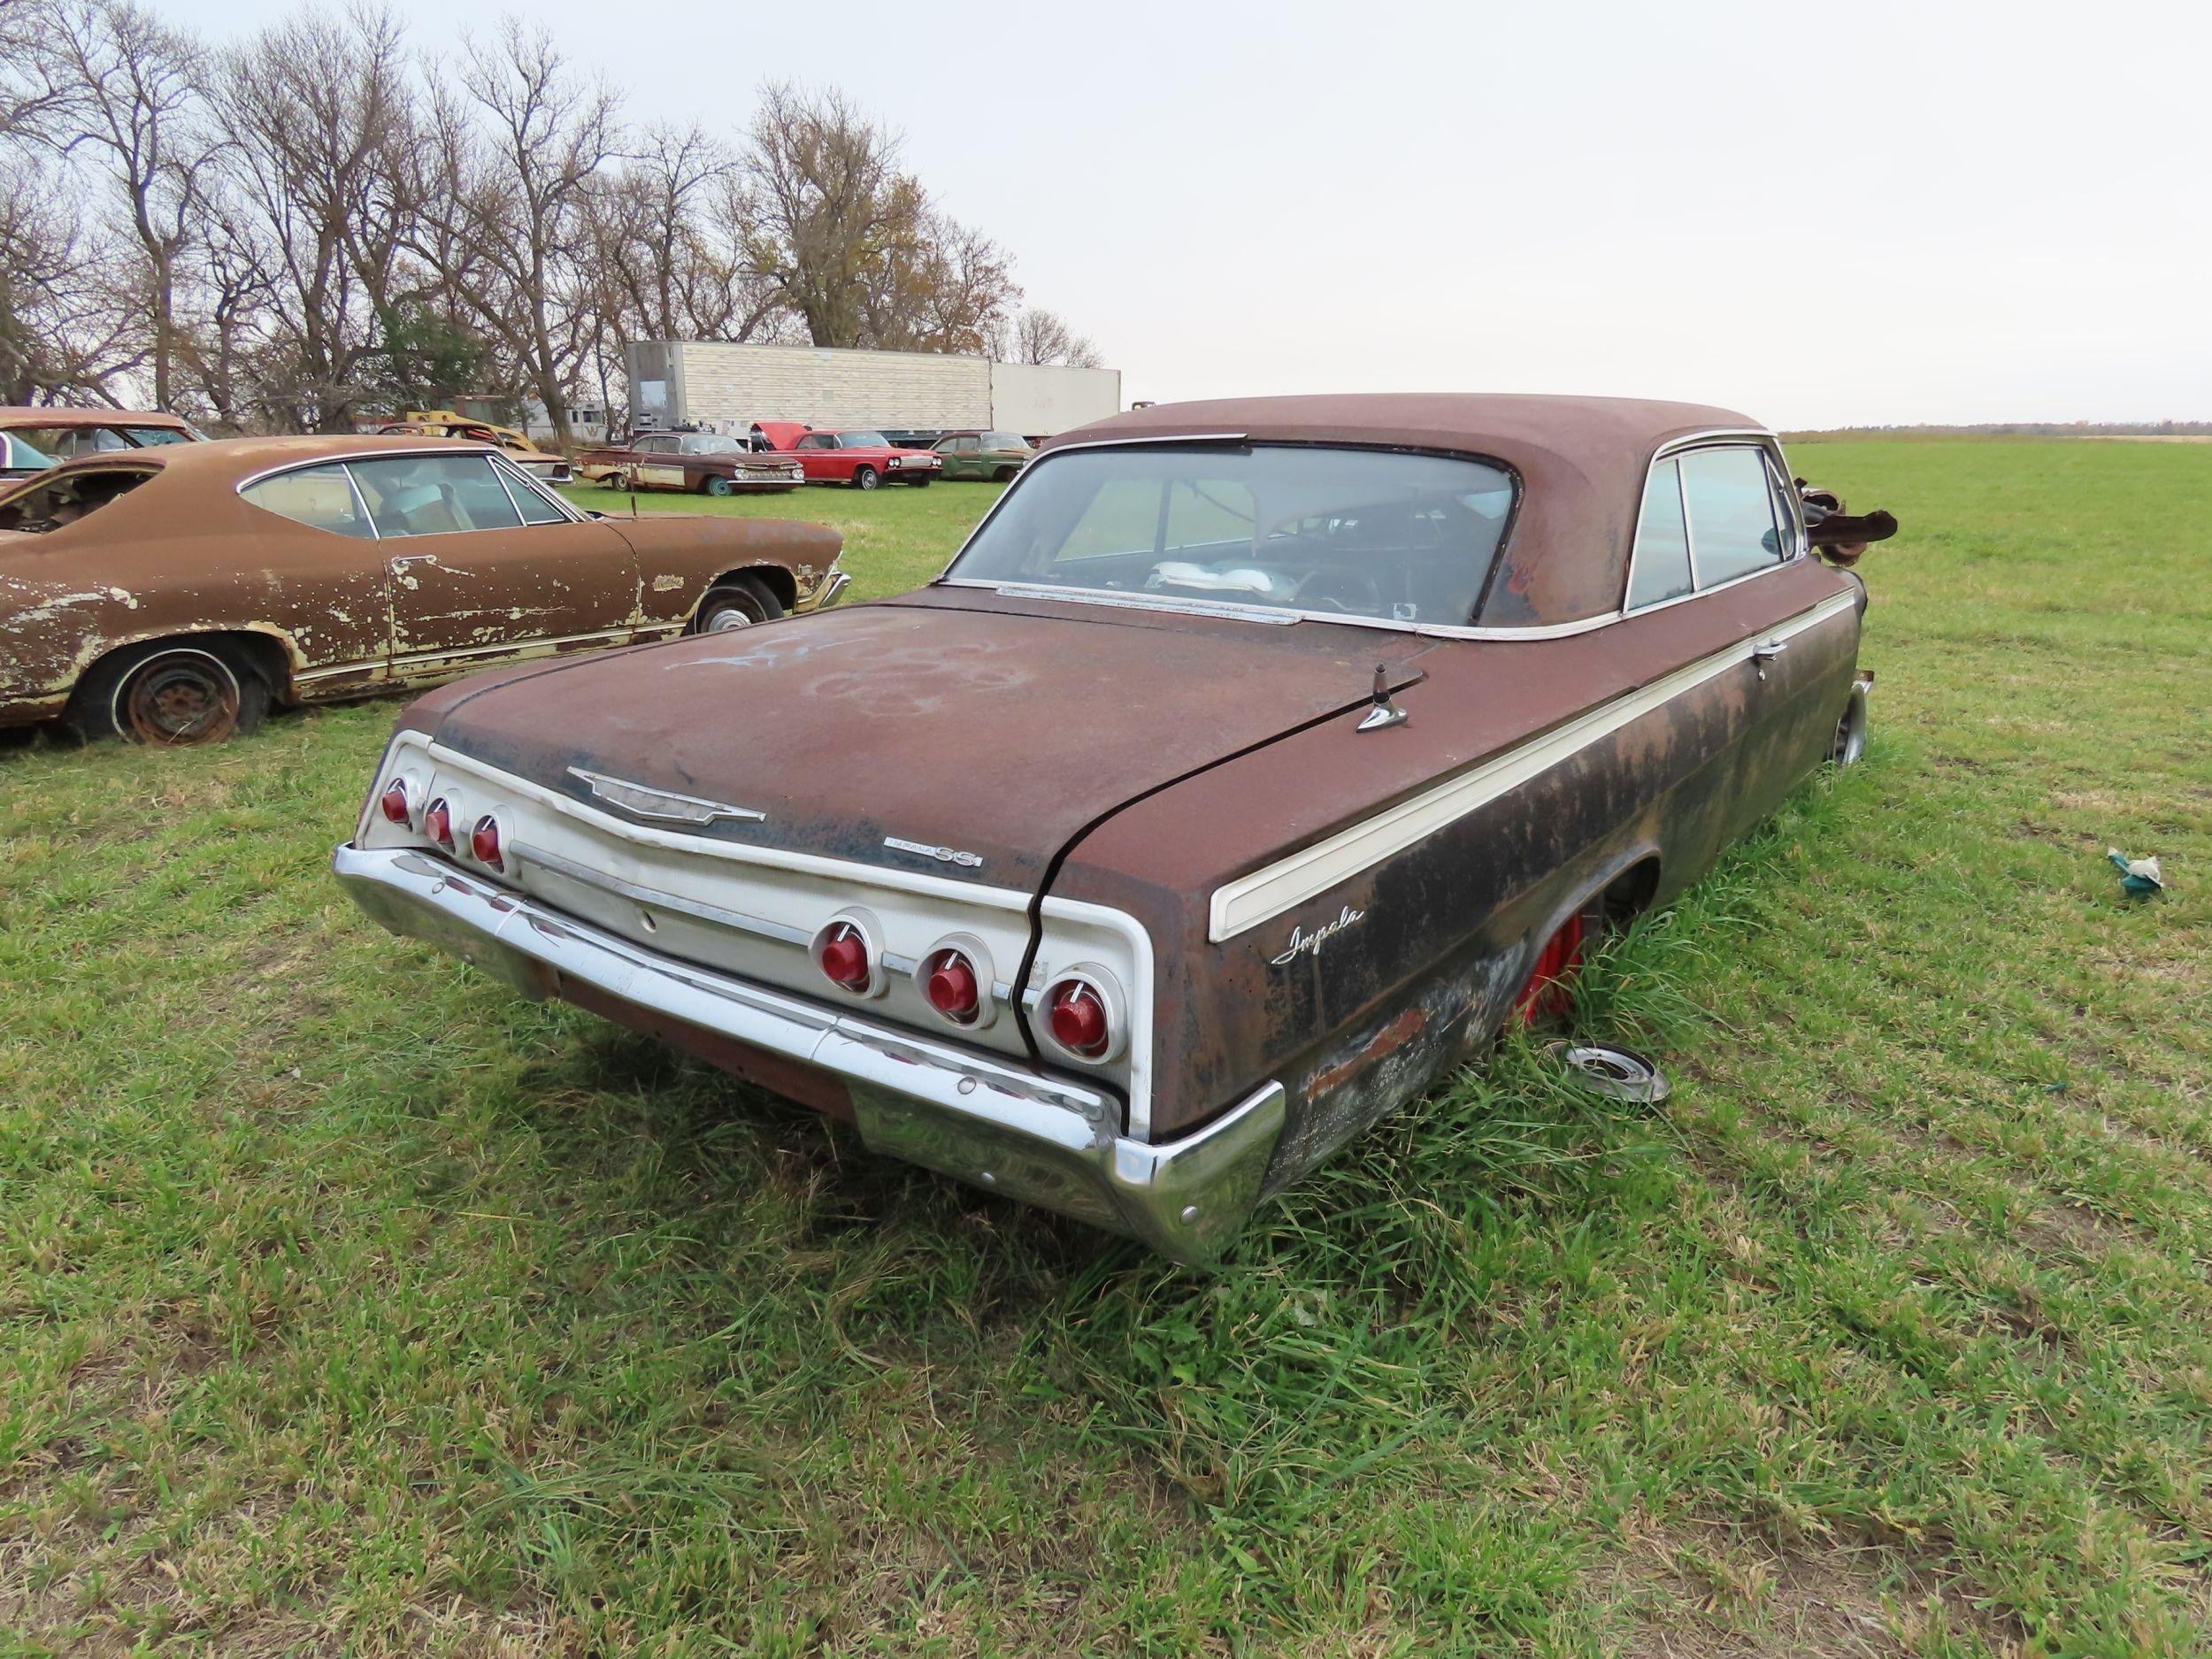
<box><xmin>335</xmin><ymin>396</ymin><xmax>1894</xmax><ymax>1264</ymax></box>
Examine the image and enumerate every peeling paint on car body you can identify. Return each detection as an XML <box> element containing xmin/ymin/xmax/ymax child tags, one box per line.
<box><xmin>0</xmin><ymin>434</ymin><xmax>845</xmax><ymax>732</ymax></box>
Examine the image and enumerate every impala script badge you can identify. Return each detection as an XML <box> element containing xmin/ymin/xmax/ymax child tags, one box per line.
<box><xmin>1272</xmin><ymin>905</ymin><xmax>1367</xmax><ymax>966</ymax></box>
<box><xmin>885</xmin><ymin>836</ymin><xmax>984</xmax><ymax>869</ymax></box>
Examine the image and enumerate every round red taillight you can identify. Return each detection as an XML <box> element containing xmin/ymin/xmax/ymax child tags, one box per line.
<box><xmin>423</xmin><ymin>796</ymin><xmax>455</xmax><ymax>850</ymax></box>
<box><xmin>379</xmin><ymin>780</ymin><xmax>412</xmax><ymax>826</ymax></box>
<box><xmin>1047</xmin><ymin>979</ymin><xmax>1110</xmax><ymax>1058</ymax></box>
<box><xmin>814</xmin><ymin>922</ymin><xmax>872</xmax><ymax>992</ymax></box>
<box><xmin>922</xmin><ymin>949</ymin><xmax>981</xmax><ymax>1024</ymax></box>
<box><xmin>470</xmin><ymin>815</ymin><xmax>503</xmax><ymax>872</ymax></box>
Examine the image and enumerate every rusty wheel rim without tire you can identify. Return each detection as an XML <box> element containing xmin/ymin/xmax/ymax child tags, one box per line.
<box><xmin>122</xmin><ymin>652</ymin><xmax>240</xmax><ymax>745</ymax></box>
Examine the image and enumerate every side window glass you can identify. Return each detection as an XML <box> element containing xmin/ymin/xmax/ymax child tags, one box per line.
<box><xmin>349</xmin><ymin>454</ymin><xmax>524</xmax><ymax>539</ymax></box>
<box><xmin>1679</xmin><ymin>447</ymin><xmax>1784</xmax><ymax>588</ymax></box>
<box><xmin>496</xmin><ymin>463</ymin><xmax>568</xmax><ymax>526</ymax></box>
<box><xmin>1627</xmin><ymin>457</ymin><xmax>1693</xmax><ymax>608</ymax></box>
<box><xmin>240</xmin><ymin>463</ymin><xmax>374</xmax><ymax>538</ymax></box>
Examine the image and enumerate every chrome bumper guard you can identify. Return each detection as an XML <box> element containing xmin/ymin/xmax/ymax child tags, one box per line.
<box><xmin>333</xmin><ymin>844</ymin><xmax>1283</xmax><ymax>1266</ymax></box>
<box><xmin>799</xmin><ymin>569</ymin><xmax>851</xmax><ymax>612</ymax></box>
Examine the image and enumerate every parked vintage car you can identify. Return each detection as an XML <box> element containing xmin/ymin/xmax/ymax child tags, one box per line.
<box><xmin>334</xmin><ymin>396</ymin><xmax>1893</xmax><ymax>1264</ymax></box>
<box><xmin>779</xmin><ymin>428</ymin><xmax>943</xmax><ymax>489</ymax></box>
<box><xmin>577</xmin><ymin>431</ymin><xmax>806</xmax><ymax>495</ymax></box>
<box><xmin>0</xmin><ymin>434</ymin><xmax>847</xmax><ymax>745</ymax></box>
<box><xmin>0</xmin><ymin>431</ymin><xmax>56</xmax><ymax>480</ymax></box>
<box><xmin>379</xmin><ymin>419</ymin><xmax>574</xmax><ymax>487</ymax></box>
<box><xmin>0</xmin><ymin>405</ymin><xmax>203</xmax><ymax>463</ymax></box>
<box><xmin>930</xmin><ymin>430</ymin><xmax>1034</xmax><ymax>482</ymax></box>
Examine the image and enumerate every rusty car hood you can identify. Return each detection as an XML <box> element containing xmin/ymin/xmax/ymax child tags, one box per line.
<box><xmin>405</xmin><ymin>589</ymin><xmax>1430</xmax><ymax>893</ymax></box>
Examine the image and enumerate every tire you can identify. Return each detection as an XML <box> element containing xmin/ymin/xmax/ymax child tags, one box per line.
<box><xmin>1831</xmin><ymin>680</ymin><xmax>1870</xmax><ymax>766</ymax></box>
<box><xmin>604</xmin><ymin>469</ymin><xmax>631</xmax><ymax>493</ymax></box>
<box><xmin>905</xmin><ymin>474</ymin><xmax>932</xmax><ymax>488</ymax></box>
<box><xmin>850</xmin><ymin>465</ymin><xmax>879</xmax><ymax>491</ymax></box>
<box><xmin>691</xmin><ymin>576</ymin><xmax>785</xmax><ymax>634</ymax></box>
<box><xmin>68</xmin><ymin>639</ymin><xmax>270</xmax><ymax>746</ymax></box>
<box><xmin>994</xmin><ymin>465</ymin><xmax>1016</xmax><ymax>483</ymax></box>
<box><xmin>703</xmin><ymin>474</ymin><xmax>734</xmax><ymax>498</ymax></box>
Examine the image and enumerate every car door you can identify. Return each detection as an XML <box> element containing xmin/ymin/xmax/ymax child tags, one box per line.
<box><xmin>633</xmin><ymin>436</ymin><xmax>691</xmax><ymax>494</ymax></box>
<box><xmin>229</xmin><ymin>461</ymin><xmax>397</xmax><ymax>687</ymax></box>
<box><xmin>348</xmin><ymin>450</ymin><xmax>641</xmax><ymax>674</ymax></box>
<box><xmin>793</xmin><ymin>432</ymin><xmax>846</xmax><ymax>482</ymax></box>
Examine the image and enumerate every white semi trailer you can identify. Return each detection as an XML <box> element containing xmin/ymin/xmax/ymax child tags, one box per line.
<box><xmin>624</xmin><ymin>341</ymin><xmax>1122</xmax><ymax>442</ymax></box>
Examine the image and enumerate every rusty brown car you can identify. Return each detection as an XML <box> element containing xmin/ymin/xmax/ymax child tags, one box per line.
<box><xmin>577</xmin><ymin>431</ymin><xmax>806</xmax><ymax>495</ymax></box>
<box><xmin>334</xmin><ymin>396</ymin><xmax>1893</xmax><ymax>1264</ymax></box>
<box><xmin>0</xmin><ymin>435</ymin><xmax>848</xmax><ymax>745</ymax></box>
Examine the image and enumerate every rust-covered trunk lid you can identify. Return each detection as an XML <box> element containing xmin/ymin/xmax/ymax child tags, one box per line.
<box><xmin>409</xmin><ymin>589</ymin><xmax>1427</xmax><ymax>894</ymax></box>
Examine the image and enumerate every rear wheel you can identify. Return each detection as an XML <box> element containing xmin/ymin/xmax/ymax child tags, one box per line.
<box><xmin>1832</xmin><ymin>680</ymin><xmax>1870</xmax><ymax>765</ymax></box>
<box><xmin>691</xmin><ymin>576</ymin><xmax>784</xmax><ymax>634</ymax></box>
<box><xmin>994</xmin><ymin>465</ymin><xmax>1017</xmax><ymax>482</ymax></box>
<box><xmin>69</xmin><ymin>639</ymin><xmax>270</xmax><ymax>746</ymax></box>
<box><xmin>850</xmin><ymin>465</ymin><xmax>879</xmax><ymax>491</ymax></box>
<box><xmin>603</xmin><ymin>469</ymin><xmax>631</xmax><ymax>493</ymax></box>
<box><xmin>703</xmin><ymin>473</ymin><xmax>734</xmax><ymax>497</ymax></box>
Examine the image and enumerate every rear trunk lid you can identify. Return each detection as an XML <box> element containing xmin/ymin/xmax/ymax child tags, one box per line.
<box><xmin>415</xmin><ymin>588</ymin><xmax>1428</xmax><ymax>895</ymax></box>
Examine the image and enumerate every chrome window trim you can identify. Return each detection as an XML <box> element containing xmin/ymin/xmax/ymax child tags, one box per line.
<box><xmin>488</xmin><ymin>452</ymin><xmax>584</xmax><ymax>526</ymax></box>
<box><xmin>233</xmin><ymin>445</ymin><xmax>511</xmax><ymax>495</ymax></box>
<box><xmin>933</xmin><ymin>426</ymin><xmax>1809</xmax><ymax>643</ymax></box>
<box><xmin>235</xmin><ymin>457</ymin><xmax>383</xmax><ymax>541</ymax></box>
<box><xmin>1621</xmin><ymin>429</ymin><xmax>1804</xmax><ymax>616</ymax></box>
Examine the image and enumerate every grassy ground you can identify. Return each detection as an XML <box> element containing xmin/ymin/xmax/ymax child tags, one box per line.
<box><xmin>2</xmin><ymin>445</ymin><xmax>2208</xmax><ymax>1656</ymax></box>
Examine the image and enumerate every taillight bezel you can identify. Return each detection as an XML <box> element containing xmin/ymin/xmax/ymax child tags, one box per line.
<box><xmin>469</xmin><ymin>812</ymin><xmax>507</xmax><ymax>873</ymax></box>
<box><xmin>378</xmin><ymin>773</ymin><xmax>419</xmax><ymax>829</ymax></box>
<box><xmin>1036</xmin><ymin>964</ymin><xmax>1127</xmax><ymax>1064</ymax></box>
<box><xmin>915</xmin><ymin>933</ymin><xmax>995</xmax><ymax>1029</ymax></box>
<box><xmin>810</xmin><ymin>908</ymin><xmax>886</xmax><ymax>999</ymax></box>
<box><xmin>423</xmin><ymin>795</ymin><xmax>457</xmax><ymax>852</ymax></box>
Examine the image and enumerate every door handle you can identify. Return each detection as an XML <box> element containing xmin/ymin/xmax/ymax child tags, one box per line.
<box><xmin>1750</xmin><ymin>637</ymin><xmax>1787</xmax><ymax>680</ymax></box>
<box><xmin>388</xmin><ymin>552</ymin><xmax>439</xmax><ymax>569</ymax></box>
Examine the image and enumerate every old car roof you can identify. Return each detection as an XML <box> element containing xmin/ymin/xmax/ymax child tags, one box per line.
<box><xmin>1037</xmin><ymin>394</ymin><xmax>1769</xmax><ymax>627</ymax></box>
<box><xmin>0</xmin><ymin>406</ymin><xmax>195</xmax><ymax>431</ymax></box>
<box><xmin>49</xmin><ymin>433</ymin><xmax>494</xmax><ymax>477</ymax></box>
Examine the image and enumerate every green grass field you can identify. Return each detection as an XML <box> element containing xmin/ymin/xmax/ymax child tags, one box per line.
<box><xmin>3</xmin><ymin>446</ymin><xmax>2208</xmax><ymax>1655</ymax></box>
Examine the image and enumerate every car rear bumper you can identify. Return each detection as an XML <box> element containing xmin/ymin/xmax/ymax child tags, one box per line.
<box><xmin>333</xmin><ymin>842</ymin><xmax>1283</xmax><ymax>1265</ymax></box>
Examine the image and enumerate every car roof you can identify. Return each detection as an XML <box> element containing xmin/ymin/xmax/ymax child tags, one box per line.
<box><xmin>45</xmin><ymin>432</ymin><xmax>495</xmax><ymax>478</ymax></box>
<box><xmin>1035</xmin><ymin>393</ymin><xmax>1771</xmax><ymax>626</ymax></box>
<box><xmin>0</xmin><ymin>406</ymin><xmax>195</xmax><ymax>431</ymax></box>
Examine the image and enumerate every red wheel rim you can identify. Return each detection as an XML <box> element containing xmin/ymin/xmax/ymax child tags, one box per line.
<box><xmin>1512</xmin><ymin>912</ymin><xmax>1586</xmax><ymax>1026</ymax></box>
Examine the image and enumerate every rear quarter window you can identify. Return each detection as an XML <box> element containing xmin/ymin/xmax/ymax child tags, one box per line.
<box><xmin>241</xmin><ymin>464</ymin><xmax>374</xmax><ymax>538</ymax></box>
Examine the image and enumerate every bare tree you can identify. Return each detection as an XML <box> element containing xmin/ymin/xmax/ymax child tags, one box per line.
<box><xmin>218</xmin><ymin>4</ymin><xmax>420</xmax><ymax>430</ymax></box>
<box><xmin>34</xmin><ymin>0</ymin><xmax>222</xmax><ymax>411</ymax></box>
<box><xmin>0</xmin><ymin>168</ymin><xmax>145</xmax><ymax>401</ymax></box>
<box><xmin>416</xmin><ymin>19</ymin><xmax>616</xmax><ymax>446</ymax></box>
<box><xmin>1010</xmin><ymin>307</ymin><xmax>1102</xmax><ymax>369</ymax></box>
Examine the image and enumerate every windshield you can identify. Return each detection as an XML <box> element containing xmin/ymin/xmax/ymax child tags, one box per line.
<box><xmin>944</xmin><ymin>443</ymin><xmax>1517</xmax><ymax>627</ymax></box>
<box><xmin>839</xmin><ymin>431</ymin><xmax>889</xmax><ymax>449</ymax></box>
<box><xmin>983</xmin><ymin>432</ymin><xmax>1028</xmax><ymax>450</ymax></box>
<box><xmin>119</xmin><ymin>424</ymin><xmax>198</xmax><ymax>445</ymax></box>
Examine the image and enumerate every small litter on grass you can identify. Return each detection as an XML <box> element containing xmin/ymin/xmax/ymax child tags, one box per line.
<box><xmin>1543</xmin><ymin>1041</ymin><xmax>1672</xmax><ymax>1105</ymax></box>
<box><xmin>2107</xmin><ymin>847</ymin><xmax>2164</xmax><ymax>899</ymax></box>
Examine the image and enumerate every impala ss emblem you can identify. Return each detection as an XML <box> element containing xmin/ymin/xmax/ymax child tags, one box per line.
<box><xmin>884</xmin><ymin>836</ymin><xmax>983</xmax><ymax>869</ymax></box>
<box><xmin>1271</xmin><ymin>905</ymin><xmax>1367</xmax><ymax>966</ymax></box>
<box><xmin>568</xmin><ymin>767</ymin><xmax>765</xmax><ymax>826</ymax></box>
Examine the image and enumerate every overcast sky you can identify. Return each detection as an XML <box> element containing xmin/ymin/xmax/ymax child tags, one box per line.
<box><xmin>160</xmin><ymin>0</ymin><xmax>2211</xmax><ymax>428</ymax></box>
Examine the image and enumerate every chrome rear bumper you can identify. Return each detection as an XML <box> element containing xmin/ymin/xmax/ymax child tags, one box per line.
<box><xmin>333</xmin><ymin>843</ymin><xmax>1282</xmax><ymax>1266</ymax></box>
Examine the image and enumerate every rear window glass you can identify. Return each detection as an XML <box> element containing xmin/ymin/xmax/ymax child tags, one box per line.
<box><xmin>949</xmin><ymin>442</ymin><xmax>1515</xmax><ymax>626</ymax></box>
<box><xmin>241</xmin><ymin>463</ymin><xmax>373</xmax><ymax>538</ymax></box>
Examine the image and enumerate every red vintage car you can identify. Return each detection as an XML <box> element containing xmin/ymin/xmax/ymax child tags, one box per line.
<box><xmin>777</xmin><ymin>428</ymin><xmax>942</xmax><ymax>490</ymax></box>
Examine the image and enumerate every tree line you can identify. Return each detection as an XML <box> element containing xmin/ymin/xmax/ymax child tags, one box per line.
<box><xmin>0</xmin><ymin>0</ymin><xmax>1102</xmax><ymax>442</ymax></box>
